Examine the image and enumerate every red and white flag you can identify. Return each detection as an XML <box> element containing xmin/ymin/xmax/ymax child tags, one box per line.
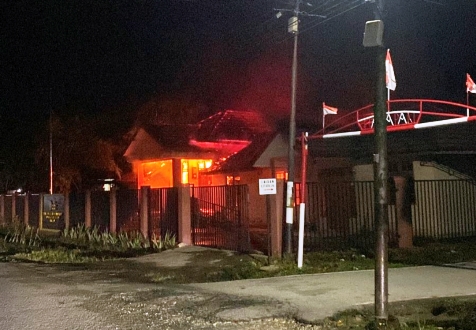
<box><xmin>467</xmin><ymin>73</ymin><xmax>476</xmax><ymax>94</ymax></box>
<box><xmin>323</xmin><ymin>102</ymin><xmax>338</xmax><ymax>115</ymax></box>
<box><xmin>385</xmin><ymin>49</ymin><xmax>396</xmax><ymax>91</ymax></box>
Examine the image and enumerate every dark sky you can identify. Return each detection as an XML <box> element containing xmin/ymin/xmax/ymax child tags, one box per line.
<box><xmin>1</xmin><ymin>0</ymin><xmax>476</xmax><ymax>131</ymax></box>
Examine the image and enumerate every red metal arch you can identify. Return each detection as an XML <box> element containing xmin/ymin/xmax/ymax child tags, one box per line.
<box><xmin>311</xmin><ymin>99</ymin><xmax>476</xmax><ymax>139</ymax></box>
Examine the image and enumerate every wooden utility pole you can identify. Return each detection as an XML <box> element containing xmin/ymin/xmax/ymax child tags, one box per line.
<box><xmin>372</xmin><ymin>0</ymin><xmax>389</xmax><ymax>328</ymax></box>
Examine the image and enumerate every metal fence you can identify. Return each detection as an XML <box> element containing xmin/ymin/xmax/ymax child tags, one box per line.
<box><xmin>2</xmin><ymin>180</ymin><xmax>476</xmax><ymax>252</ymax></box>
<box><xmin>0</xmin><ymin>194</ymin><xmax>41</xmax><ymax>227</ymax></box>
<box><xmin>17</xmin><ymin>188</ymin><xmax>179</xmax><ymax>239</ymax></box>
<box><xmin>91</xmin><ymin>191</ymin><xmax>110</xmax><ymax>230</ymax></box>
<box><xmin>191</xmin><ymin>185</ymin><xmax>251</xmax><ymax>252</ymax></box>
<box><xmin>149</xmin><ymin>188</ymin><xmax>179</xmax><ymax>238</ymax></box>
<box><xmin>116</xmin><ymin>189</ymin><xmax>139</xmax><ymax>232</ymax></box>
<box><xmin>295</xmin><ymin>182</ymin><xmax>398</xmax><ymax>252</ymax></box>
<box><xmin>412</xmin><ymin>180</ymin><xmax>476</xmax><ymax>240</ymax></box>
<box><xmin>69</xmin><ymin>192</ymin><xmax>86</xmax><ymax>228</ymax></box>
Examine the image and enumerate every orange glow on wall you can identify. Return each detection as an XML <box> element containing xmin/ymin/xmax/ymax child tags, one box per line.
<box><xmin>226</xmin><ymin>176</ymin><xmax>241</xmax><ymax>185</ymax></box>
<box><xmin>138</xmin><ymin>160</ymin><xmax>173</xmax><ymax>188</ymax></box>
<box><xmin>137</xmin><ymin>158</ymin><xmax>213</xmax><ymax>188</ymax></box>
<box><xmin>183</xmin><ymin>159</ymin><xmax>213</xmax><ymax>186</ymax></box>
<box><xmin>181</xmin><ymin>160</ymin><xmax>189</xmax><ymax>184</ymax></box>
<box><xmin>276</xmin><ymin>171</ymin><xmax>287</xmax><ymax>180</ymax></box>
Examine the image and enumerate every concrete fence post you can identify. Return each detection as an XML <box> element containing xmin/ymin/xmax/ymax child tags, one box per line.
<box><xmin>394</xmin><ymin>176</ymin><xmax>413</xmax><ymax>248</ymax></box>
<box><xmin>109</xmin><ymin>187</ymin><xmax>117</xmax><ymax>234</ymax></box>
<box><xmin>178</xmin><ymin>185</ymin><xmax>192</xmax><ymax>245</ymax></box>
<box><xmin>0</xmin><ymin>195</ymin><xmax>4</xmax><ymax>226</ymax></box>
<box><xmin>64</xmin><ymin>192</ymin><xmax>70</xmax><ymax>230</ymax></box>
<box><xmin>12</xmin><ymin>193</ymin><xmax>16</xmax><ymax>222</ymax></box>
<box><xmin>85</xmin><ymin>190</ymin><xmax>92</xmax><ymax>228</ymax></box>
<box><xmin>39</xmin><ymin>194</ymin><xmax>43</xmax><ymax>230</ymax></box>
<box><xmin>140</xmin><ymin>186</ymin><xmax>150</xmax><ymax>239</ymax></box>
<box><xmin>24</xmin><ymin>192</ymin><xmax>30</xmax><ymax>227</ymax></box>
<box><xmin>270</xmin><ymin>180</ymin><xmax>284</xmax><ymax>258</ymax></box>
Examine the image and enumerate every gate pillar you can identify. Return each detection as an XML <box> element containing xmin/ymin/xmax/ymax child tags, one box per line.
<box><xmin>270</xmin><ymin>180</ymin><xmax>284</xmax><ymax>258</ymax></box>
<box><xmin>178</xmin><ymin>186</ymin><xmax>192</xmax><ymax>245</ymax></box>
<box><xmin>394</xmin><ymin>176</ymin><xmax>413</xmax><ymax>248</ymax></box>
<box><xmin>140</xmin><ymin>186</ymin><xmax>150</xmax><ymax>239</ymax></box>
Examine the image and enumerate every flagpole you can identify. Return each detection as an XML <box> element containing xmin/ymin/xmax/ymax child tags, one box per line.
<box><xmin>467</xmin><ymin>91</ymin><xmax>470</xmax><ymax>117</ymax></box>
<box><xmin>322</xmin><ymin>102</ymin><xmax>325</xmax><ymax>133</ymax></box>
<box><xmin>387</xmin><ymin>88</ymin><xmax>390</xmax><ymax>112</ymax></box>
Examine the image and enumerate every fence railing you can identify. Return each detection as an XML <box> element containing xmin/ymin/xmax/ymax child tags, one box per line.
<box><xmin>1</xmin><ymin>188</ymin><xmax>179</xmax><ymax>241</ymax></box>
<box><xmin>412</xmin><ymin>180</ymin><xmax>476</xmax><ymax>239</ymax></box>
<box><xmin>295</xmin><ymin>182</ymin><xmax>397</xmax><ymax>251</ymax></box>
<box><xmin>191</xmin><ymin>185</ymin><xmax>251</xmax><ymax>252</ymax></box>
<box><xmin>2</xmin><ymin>179</ymin><xmax>476</xmax><ymax>253</ymax></box>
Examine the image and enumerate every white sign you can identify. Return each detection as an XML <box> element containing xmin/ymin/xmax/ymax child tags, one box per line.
<box><xmin>259</xmin><ymin>178</ymin><xmax>277</xmax><ymax>195</ymax></box>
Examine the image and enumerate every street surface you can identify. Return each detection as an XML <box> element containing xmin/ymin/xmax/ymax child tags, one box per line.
<box><xmin>0</xmin><ymin>262</ymin><xmax>317</xmax><ymax>330</ymax></box>
<box><xmin>1</xmin><ymin>254</ymin><xmax>476</xmax><ymax>329</ymax></box>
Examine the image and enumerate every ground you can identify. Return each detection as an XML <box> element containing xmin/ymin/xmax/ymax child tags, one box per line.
<box><xmin>2</xmin><ymin>245</ymin><xmax>476</xmax><ymax>329</ymax></box>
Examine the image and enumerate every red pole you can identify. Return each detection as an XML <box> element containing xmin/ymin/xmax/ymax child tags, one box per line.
<box><xmin>297</xmin><ymin>132</ymin><xmax>308</xmax><ymax>268</ymax></box>
<box><xmin>300</xmin><ymin>132</ymin><xmax>308</xmax><ymax>204</ymax></box>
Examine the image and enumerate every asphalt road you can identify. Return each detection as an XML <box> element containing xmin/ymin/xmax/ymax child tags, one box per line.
<box><xmin>1</xmin><ymin>255</ymin><xmax>476</xmax><ymax>329</ymax></box>
<box><xmin>0</xmin><ymin>262</ymin><xmax>315</xmax><ymax>330</ymax></box>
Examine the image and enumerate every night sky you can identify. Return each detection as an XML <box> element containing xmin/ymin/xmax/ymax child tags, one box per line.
<box><xmin>1</xmin><ymin>0</ymin><xmax>476</xmax><ymax>141</ymax></box>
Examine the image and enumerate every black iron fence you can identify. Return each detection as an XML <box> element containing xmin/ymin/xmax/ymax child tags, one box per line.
<box><xmin>295</xmin><ymin>181</ymin><xmax>398</xmax><ymax>252</ymax></box>
<box><xmin>191</xmin><ymin>185</ymin><xmax>251</xmax><ymax>252</ymax></box>
<box><xmin>412</xmin><ymin>180</ymin><xmax>476</xmax><ymax>240</ymax></box>
<box><xmin>116</xmin><ymin>189</ymin><xmax>139</xmax><ymax>232</ymax></box>
<box><xmin>2</xmin><ymin>180</ymin><xmax>476</xmax><ymax>253</ymax></box>
<box><xmin>1</xmin><ymin>189</ymin><xmax>179</xmax><ymax>241</ymax></box>
<box><xmin>149</xmin><ymin>188</ymin><xmax>179</xmax><ymax>238</ymax></box>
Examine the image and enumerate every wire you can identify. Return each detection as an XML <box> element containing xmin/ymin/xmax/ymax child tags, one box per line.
<box><xmin>272</xmin><ymin>0</ymin><xmax>368</xmax><ymax>45</ymax></box>
<box><xmin>300</xmin><ymin>0</ymin><xmax>368</xmax><ymax>36</ymax></box>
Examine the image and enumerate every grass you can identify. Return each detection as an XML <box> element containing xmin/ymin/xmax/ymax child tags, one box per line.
<box><xmin>389</xmin><ymin>238</ymin><xmax>476</xmax><ymax>266</ymax></box>
<box><xmin>0</xmin><ymin>222</ymin><xmax>177</xmax><ymax>263</ymax></box>
<box><xmin>322</xmin><ymin>296</ymin><xmax>476</xmax><ymax>329</ymax></box>
<box><xmin>2</xmin><ymin>222</ymin><xmax>476</xmax><ymax>329</ymax></box>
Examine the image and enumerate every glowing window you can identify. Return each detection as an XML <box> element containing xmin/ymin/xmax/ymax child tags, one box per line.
<box><xmin>181</xmin><ymin>160</ymin><xmax>189</xmax><ymax>184</ymax></box>
<box><xmin>276</xmin><ymin>171</ymin><xmax>287</xmax><ymax>180</ymax></box>
<box><xmin>139</xmin><ymin>160</ymin><xmax>173</xmax><ymax>188</ymax></box>
<box><xmin>226</xmin><ymin>176</ymin><xmax>241</xmax><ymax>185</ymax></box>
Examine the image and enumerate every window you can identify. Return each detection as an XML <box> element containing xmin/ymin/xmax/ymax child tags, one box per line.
<box><xmin>276</xmin><ymin>171</ymin><xmax>287</xmax><ymax>180</ymax></box>
<box><xmin>226</xmin><ymin>176</ymin><xmax>241</xmax><ymax>185</ymax></box>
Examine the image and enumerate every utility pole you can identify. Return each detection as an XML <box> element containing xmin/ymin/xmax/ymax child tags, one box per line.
<box><xmin>363</xmin><ymin>0</ymin><xmax>389</xmax><ymax>328</ymax></box>
<box><xmin>49</xmin><ymin>90</ymin><xmax>54</xmax><ymax>195</ymax></box>
<box><xmin>275</xmin><ymin>0</ymin><xmax>324</xmax><ymax>256</ymax></box>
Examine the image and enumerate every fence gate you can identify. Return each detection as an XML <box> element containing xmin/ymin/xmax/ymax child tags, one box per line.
<box><xmin>191</xmin><ymin>185</ymin><xmax>251</xmax><ymax>252</ymax></box>
<box><xmin>149</xmin><ymin>188</ymin><xmax>179</xmax><ymax>239</ymax></box>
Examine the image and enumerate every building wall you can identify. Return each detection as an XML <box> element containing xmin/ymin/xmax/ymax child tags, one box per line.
<box><xmin>412</xmin><ymin>161</ymin><xmax>460</xmax><ymax>180</ymax></box>
<box><xmin>353</xmin><ymin>164</ymin><xmax>374</xmax><ymax>181</ymax></box>
<box><xmin>354</xmin><ymin>161</ymin><xmax>462</xmax><ymax>182</ymax></box>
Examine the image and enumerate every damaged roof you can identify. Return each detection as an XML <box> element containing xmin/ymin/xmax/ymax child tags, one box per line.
<box><xmin>194</xmin><ymin>110</ymin><xmax>274</xmax><ymax>142</ymax></box>
<box><xmin>205</xmin><ymin>133</ymin><xmax>288</xmax><ymax>174</ymax></box>
<box><xmin>124</xmin><ymin>110</ymin><xmax>278</xmax><ymax>163</ymax></box>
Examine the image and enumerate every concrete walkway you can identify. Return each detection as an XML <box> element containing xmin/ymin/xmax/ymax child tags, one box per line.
<box><xmin>190</xmin><ymin>265</ymin><xmax>476</xmax><ymax>323</ymax></box>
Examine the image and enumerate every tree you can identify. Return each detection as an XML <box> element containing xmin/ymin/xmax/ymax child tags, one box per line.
<box><xmin>36</xmin><ymin>114</ymin><xmax>124</xmax><ymax>193</ymax></box>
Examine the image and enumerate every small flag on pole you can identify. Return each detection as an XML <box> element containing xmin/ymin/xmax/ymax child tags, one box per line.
<box><xmin>322</xmin><ymin>102</ymin><xmax>338</xmax><ymax>130</ymax></box>
<box><xmin>323</xmin><ymin>102</ymin><xmax>338</xmax><ymax>115</ymax></box>
<box><xmin>467</xmin><ymin>73</ymin><xmax>476</xmax><ymax>94</ymax></box>
<box><xmin>385</xmin><ymin>49</ymin><xmax>396</xmax><ymax>91</ymax></box>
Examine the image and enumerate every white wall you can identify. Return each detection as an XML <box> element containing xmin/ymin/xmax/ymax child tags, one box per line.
<box><xmin>412</xmin><ymin>161</ymin><xmax>460</xmax><ymax>180</ymax></box>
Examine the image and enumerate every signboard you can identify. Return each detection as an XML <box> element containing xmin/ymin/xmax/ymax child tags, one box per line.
<box><xmin>259</xmin><ymin>179</ymin><xmax>277</xmax><ymax>195</ymax></box>
<box><xmin>42</xmin><ymin>194</ymin><xmax>65</xmax><ymax>230</ymax></box>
